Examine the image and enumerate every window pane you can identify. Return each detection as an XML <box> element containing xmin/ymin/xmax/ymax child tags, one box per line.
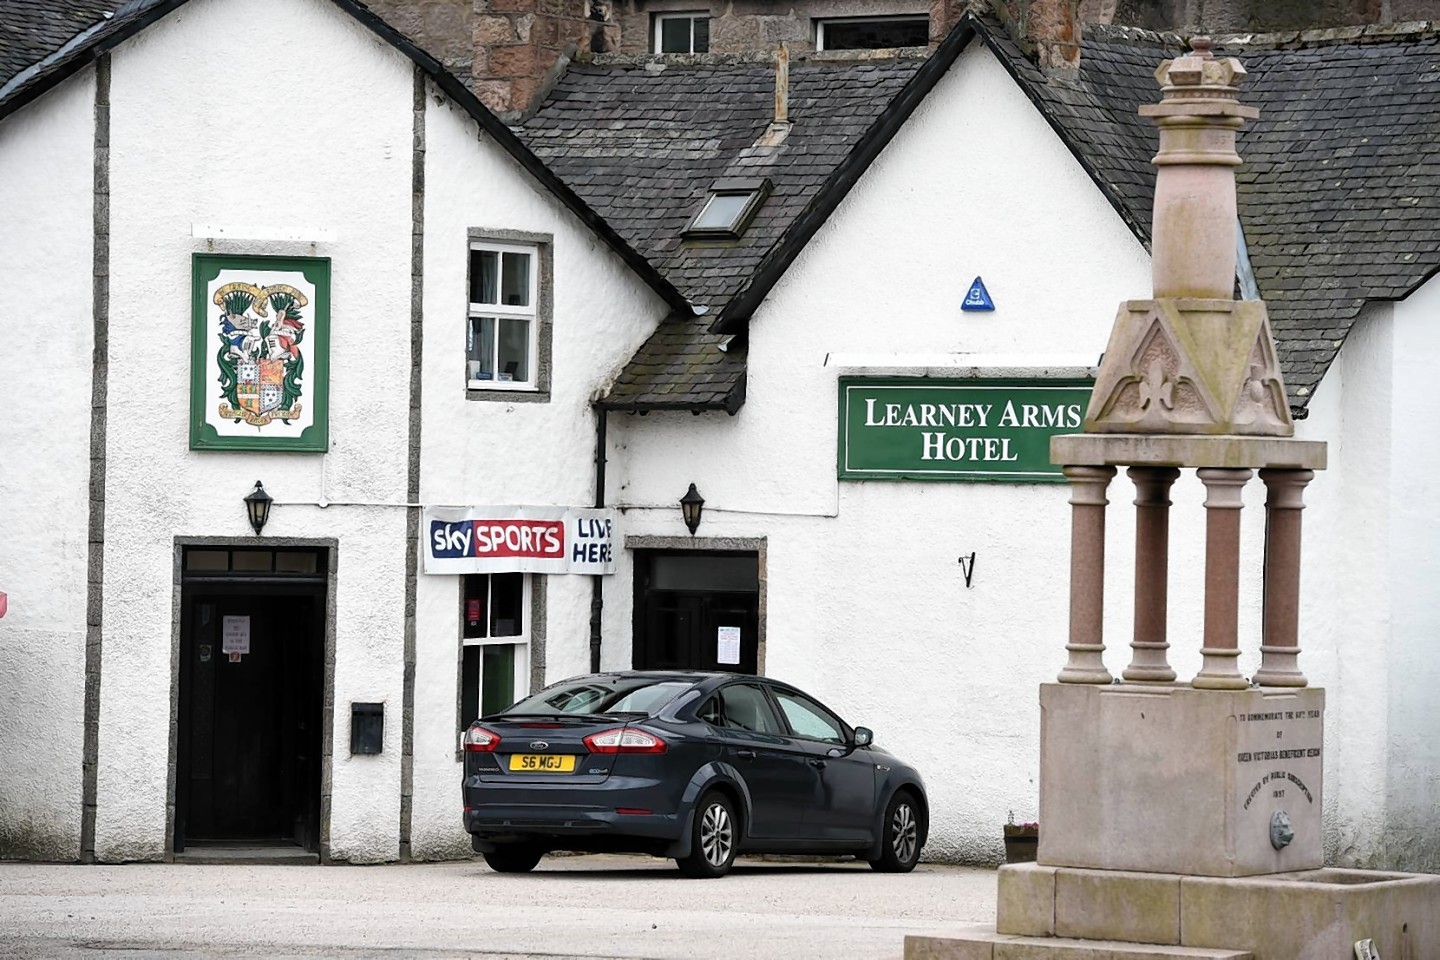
<box><xmin>481</xmin><ymin>644</ymin><xmax>517</xmax><ymax>716</ymax></box>
<box><xmin>821</xmin><ymin>18</ymin><xmax>927</xmax><ymax>50</ymax></box>
<box><xmin>774</xmin><ymin>690</ymin><xmax>845</xmax><ymax>742</ymax></box>
<box><xmin>718</xmin><ymin>684</ymin><xmax>783</xmax><ymax>734</ymax></box>
<box><xmin>501</xmin><ymin>252</ymin><xmax>530</xmax><ymax>307</ymax></box>
<box><xmin>470</xmin><ymin>250</ymin><xmax>498</xmax><ymax>305</ymax></box>
<box><xmin>498</xmin><ymin>318</ymin><xmax>530</xmax><ymax>383</ymax></box>
<box><xmin>274</xmin><ymin>551</ymin><xmax>317</xmax><ymax>573</ymax></box>
<box><xmin>693</xmin><ymin>17</ymin><xmax>710</xmax><ymax>52</ymax></box>
<box><xmin>692</xmin><ymin>193</ymin><xmax>753</xmax><ymax>231</ymax></box>
<box><xmin>651</xmin><ymin>554</ymin><xmax>758</xmax><ymax>592</ymax></box>
<box><xmin>463</xmin><ymin>574</ymin><xmax>489</xmax><ymax>639</ymax></box>
<box><xmin>231</xmin><ymin>551</ymin><xmax>273</xmax><ymax>572</ymax></box>
<box><xmin>462</xmin><ymin>645</ymin><xmax>481</xmax><ymax>728</ymax></box>
<box><xmin>508</xmin><ymin>676</ymin><xmax>689</xmax><ymax>716</ymax></box>
<box><xmin>186</xmin><ymin>550</ymin><xmax>229</xmax><ymax>571</ymax></box>
<box><xmin>468</xmin><ymin>316</ymin><xmax>495</xmax><ymax>381</ymax></box>
<box><xmin>660</xmin><ymin>17</ymin><xmax>691</xmax><ymax>53</ymax></box>
<box><xmin>490</xmin><ymin>572</ymin><xmax>523</xmax><ymax>637</ymax></box>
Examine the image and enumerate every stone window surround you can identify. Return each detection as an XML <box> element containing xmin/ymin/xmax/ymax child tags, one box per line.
<box><xmin>624</xmin><ymin>535</ymin><xmax>767</xmax><ymax>675</ymax></box>
<box><xmin>166</xmin><ymin>536</ymin><xmax>339</xmax><ymax>863</ymax></box>
<box><xmin>454</xmin><ymin>573</ymin><xmax>547</xmax><ymax>758</ymax></box>
<box><xmin>652</xmin><ymin>10</ymin><xmax>711</xmax><ymax>54</ymax></box>
<box><xmin>465</xmin><ymin>228</ymin><xmax>553</xmax><ymax>404</ymax></box>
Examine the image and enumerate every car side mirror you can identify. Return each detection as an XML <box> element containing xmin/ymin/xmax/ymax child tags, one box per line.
<box><xmin>852</xmin><ymin>726</ymin><xmax>873</xmax><ymax>747</ymax></box>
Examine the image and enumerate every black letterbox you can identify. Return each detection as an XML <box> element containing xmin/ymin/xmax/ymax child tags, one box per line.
<box><xmin>350</xmin><ymin>702</ymin><xmax>384</xmax><ymax>755</ymax></box>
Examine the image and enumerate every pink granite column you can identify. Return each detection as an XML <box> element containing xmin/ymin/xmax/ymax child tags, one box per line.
<box><xmin>1194</xmin><ymin>468</ymin><xmax>1252</xmax><ymax>689</ymax></box>
<box><xmin>1253</xmin><ymin>468</ymin><xmax>1314</xmax><ymax>687</ymax></box>
<box><xmin>1124</xmin><ymin>466</ymin><xmax>1180</xmax><ymax>682</ymax></box>
<box><xmin>1059</xmin><ymin>466</ymin><xmax>1116</xmax><ymax>684</ymax></box>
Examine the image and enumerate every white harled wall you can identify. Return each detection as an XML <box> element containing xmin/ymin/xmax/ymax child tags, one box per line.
<box><xmin>0</xmin><ymin>71</ymin><xmax>96</xmax><ymax>862</ymax></box>
<box><xmin>601</xmin><ymin>42</ymin><xmax>1375</xmax><ymax>862</ymax></box>
<box><xmin>1294</xmin><ymin>288</ymin><xmax>1440</xmax><ymax>874</ymax></box>
<box><xmin>3</xmin><ymin>0</ymin><xmax>1431</xmax><ymax>868</ymax></box>
<box><xmin>1385</xmin><ymin>282</ymin><xmax>1440</xmax><ymax>873</ymax></box>
<box><xmin>0</xmin><ymin>0</ymin><xmax>666</xmax><ymax>864</ymax></box>
<box><xmin>606</xmin><ymin>42</ymin><xmax>1188</xmax><ymax>861</ymax></box>
<box><xmin>98</xmin><ymin>0</ymin><xmax>417</xmax><ymax>862</ymax></box>
<box><xmin>408</xmin><ymin>86</ymin><xmax>668</xmax><ymax>860</ymax></box>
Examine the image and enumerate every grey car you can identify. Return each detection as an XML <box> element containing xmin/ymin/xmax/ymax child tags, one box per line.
<box><xmin>461</xmin><ymin>671</ymin><xmax>928</xmax><ymax>878</ymax></box>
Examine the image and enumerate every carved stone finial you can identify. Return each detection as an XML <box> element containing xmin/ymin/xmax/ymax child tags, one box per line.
<box><xmin>1190</xmin><ymin>35</ymin><xmax>1213</xmax><ymax>57</ymax></box>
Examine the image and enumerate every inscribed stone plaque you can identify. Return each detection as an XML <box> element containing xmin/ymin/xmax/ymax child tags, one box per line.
<box><xmin>1232</xmin><ymin>698</ymin><xmax>1324</xmax><ymax>860</ymax></box>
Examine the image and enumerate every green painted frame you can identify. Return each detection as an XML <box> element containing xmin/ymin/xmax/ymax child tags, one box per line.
<box><xmin>837</xmin><ymin>377</ymin><xmax>1094</xmax><ymax>483</ymax></box>
<box><xmin>190</xmin><ymin>254</ymin><xmax>331</xmax><ymax>451</ymax></box>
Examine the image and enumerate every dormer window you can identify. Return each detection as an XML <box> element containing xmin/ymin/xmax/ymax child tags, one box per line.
<box><xmin>684</xmin><ymin>178</ymin><xmax>770</xmax><ymax>239</ymax></box>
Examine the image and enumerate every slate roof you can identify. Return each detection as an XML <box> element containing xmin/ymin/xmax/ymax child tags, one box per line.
<box><xmin>520</xmin><ymin>52</ymin><xmax>935</xmax><ymax>410</ymax></box>
<box><xmin>982</xmin><ymin>19</ymin><xmax>1440</xmax><ymax>413</ymax></box>
<box><xmin>530</xmin><ymin>15</ymin><xmax>1440</xmax><ymax>415</ymax></box>
<box><xmin>0</xmin><ymin>0</ymin><xmax>116</xmax><ymax>90</ymax></box>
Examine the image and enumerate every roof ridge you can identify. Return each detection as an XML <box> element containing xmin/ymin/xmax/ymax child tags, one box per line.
<box><xmin>1080</xmin><ymin>19</ymin><xmax>1440</xmax><ymax>52</ymax></box>
<box><xmin>1211</xmin><ymin>21</ymin><xmax>1440</xmax><ymax>49</ymax></box>
<box><xmin>1078</xmin><ymin>22</ymin><xmax>1188</xmax><ymax>49</ymax></box>
<box><xmin>583</xmin><ymin>49</ymin><xmax>930</xmax><ymax>69</ymax></box>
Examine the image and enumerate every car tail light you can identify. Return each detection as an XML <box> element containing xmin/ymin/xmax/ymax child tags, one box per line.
<box><xmin>583</xmin><ymin>727</ymin><xmax>667</xmax><ymax>754</ymax></box>
<box><xmin>464</xmin><ymin>725</ymin><xmax>501</xmax><ymax>752</ymax></box>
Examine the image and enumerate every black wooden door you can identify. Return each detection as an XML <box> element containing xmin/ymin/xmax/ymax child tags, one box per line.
<box><xmin>177</xmin><ymin>591</ymin><xmax>321</xmax><ymax>847</ymax></box>
<box><xmin>633</xmin><ymin>552</ymin><xmax>759</xmax><ymax>674</ymax></box>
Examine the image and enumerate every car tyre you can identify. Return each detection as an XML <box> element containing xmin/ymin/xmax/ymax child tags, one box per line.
<box><xmin>868</xmin><ymin>789</ymin><xmax>923</xmax><ymax>873</ymax></box>
<box><xmin>483</xmin><ymin>843</ymin><xmax>544</xmax><ymax>874</ymax></box>
<box><xmin>676</xmin><ymin>790</ymin><xmax>739</xmax><ymax>879</ymax></box>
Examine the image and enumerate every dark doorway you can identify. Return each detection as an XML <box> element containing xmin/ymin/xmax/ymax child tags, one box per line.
<box><xmin>633</xmin><ymin>551</ymin><xmax>759</xmax><ymax>674</ymax></box>
<box><xmin>176</xmin><ymin>547</ymin><xmax>326</xmax><ymax>853</ymax></box>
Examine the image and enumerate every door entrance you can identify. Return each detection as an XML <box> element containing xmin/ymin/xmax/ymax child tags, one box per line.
<box><xmin>176</xmin><ymin>547</ymin><xmax>326</xmax><ymax>852</ymax></box>
<box><xmin>633</xmin><ymin>551</ymin><xmax>760</xmax><ymax>674</ymax></box>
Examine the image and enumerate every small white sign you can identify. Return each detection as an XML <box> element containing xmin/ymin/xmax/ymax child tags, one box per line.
<box><xmin>222</xmin><ymin>616</ymin><xmax>251</xmax><ymax>655</ymax></box>
<box><xmin>717</xmin><ymin>626</ymin><xmax>741</xmax><ymax>666</ymax></box>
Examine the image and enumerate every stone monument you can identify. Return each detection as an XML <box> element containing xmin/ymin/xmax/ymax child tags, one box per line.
<box><xmin>906</xmin><ymin>38</ymin><xmax>1440</xmax><ymax>960</ymax></box>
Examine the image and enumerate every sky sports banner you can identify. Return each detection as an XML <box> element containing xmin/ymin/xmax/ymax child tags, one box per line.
<box><xmin>423</xmin><ymin>506</ymin><xmax>618</xmax><ymax>575</ymax></box>
<box><xmin>838</xmin><ymin>378</ymin><xmax>1094</xmax><ymax>483</ymax></box>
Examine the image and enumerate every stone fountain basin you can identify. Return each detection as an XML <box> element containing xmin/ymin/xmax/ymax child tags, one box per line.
<box><xmin>998</xmin><ymin>862</ymin><xmax>1440</xmax><ymax>959</ymax></box>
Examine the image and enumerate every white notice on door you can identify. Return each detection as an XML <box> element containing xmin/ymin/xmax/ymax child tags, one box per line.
<box><xmin>717</xmin><ymin>626</ymin><xmax>741</xmax><ymax>665</ymax></box>
<box><xmin>222</xmin><ymin>615</ymin><xmax>251</xmax><ymax>654</ymax></box>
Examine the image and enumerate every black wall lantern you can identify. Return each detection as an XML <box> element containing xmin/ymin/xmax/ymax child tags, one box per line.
<box><xmin>243</xmin><ymin>480</ymin><xmax>272</xmax><ymax>536</ymax></box>
<box><xmin>680</xmin><ymin>483</ymin><xmax>705</xmax><ymax>536</ymax></box>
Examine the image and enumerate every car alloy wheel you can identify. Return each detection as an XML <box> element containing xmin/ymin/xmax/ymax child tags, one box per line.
<box><xmin>700</xmin><ymin>799</ymin><xmax>733</xmax><ymax>867</ymax></box>
<box><xmin>890</xmin><ymin>800</ymin><xmax>918</xmax><ymax>864</ymax></box>
<box><xmin>677</xmin><ymin>790</ymin><xmax>739</xmax><ymax>878</ymax></box>
<box><xmin>869</xmin><ymin>789</ymin><xmax>923</xmax><ymax>873</ymax></box>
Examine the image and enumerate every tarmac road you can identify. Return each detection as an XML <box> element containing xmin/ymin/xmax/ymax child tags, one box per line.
<box><xmin>0</xmin><ymin>854</ymin><xmax>997</xmax><ymax>959</ymax></box>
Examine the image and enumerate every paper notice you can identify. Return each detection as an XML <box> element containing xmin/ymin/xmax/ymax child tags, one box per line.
<box><xmin>717</xmin><ymin>625</ymin><xmax>741</xmax><ymax>665</ymax></box>
<box><xmin>222</xmin><ymin>616</ymin><xmax>251</xmax><ymax>654</ymax></box>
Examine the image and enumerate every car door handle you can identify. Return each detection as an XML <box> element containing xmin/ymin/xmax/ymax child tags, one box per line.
<box><xmin>808</xmin><ymin>759</ymin><xmax>827</xmax><ymax>768</ymax></box>
<box><xmin>735</xmin><ymin>749</ymin><xmax>756</xmax><ymax>760</ymax></box>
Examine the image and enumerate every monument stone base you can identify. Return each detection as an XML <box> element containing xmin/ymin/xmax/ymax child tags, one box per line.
<box><xmin>1039</xmin><ymin>683</ymin><xmax>1325</xmax><ymax>878</ymax></box>
<box><xmin>900</xmin><ymin>862</ymin><xmax>1440</xmax><ymax>959</ymax></box>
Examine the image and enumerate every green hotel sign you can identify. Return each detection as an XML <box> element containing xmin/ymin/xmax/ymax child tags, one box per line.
<box><xmin>838</xmin><ymin>378</ymin><xmax>1094</xmax><ymax>482</ymax></box>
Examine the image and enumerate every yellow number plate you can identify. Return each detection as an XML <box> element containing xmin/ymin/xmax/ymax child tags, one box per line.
<box><xmin>508</xmin><ymin>754</ymin><xmax>576</xmax><ymax>772</ymax></box>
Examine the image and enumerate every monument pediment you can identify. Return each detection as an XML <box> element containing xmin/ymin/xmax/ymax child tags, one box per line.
<box><xmin>1086</xmin><ymin>299</ymin><xmax>1292</xmax><ymax>437</ymax></box>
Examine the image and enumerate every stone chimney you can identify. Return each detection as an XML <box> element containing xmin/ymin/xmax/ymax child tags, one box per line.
<box><xmin>472</xmin><ymin>0</ymin><xmax>613</xmax><ymax>117</ymax></box>
<box><xmin>987</xmin><ymin>0</ymin><xmax>1083</xmax><ymax>79</ymax></box>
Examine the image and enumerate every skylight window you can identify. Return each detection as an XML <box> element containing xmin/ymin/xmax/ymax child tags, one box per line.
<box><xmin>684</xmin><ymin>178</ymin><xmax>770</xmax><ymax>239</ymax></box>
